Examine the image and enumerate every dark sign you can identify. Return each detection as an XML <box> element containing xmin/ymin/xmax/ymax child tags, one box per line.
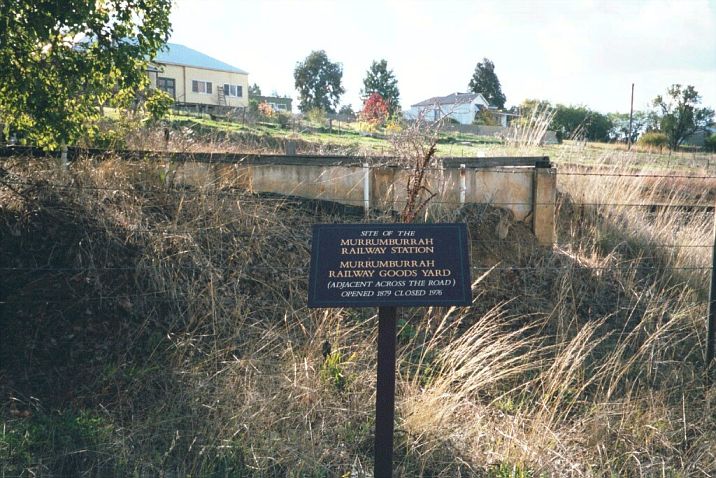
<box><xmin>308</xmin><ymin>223</ymin><xmax>472</xmax><ymax>307</ymax></box>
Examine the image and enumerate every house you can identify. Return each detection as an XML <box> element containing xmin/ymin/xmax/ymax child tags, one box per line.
<box><xmin>405</xmin><ymin>92</ymin><xmax>510</xmax><ymax>127</ymax></box>
<box><xmin>253</xmin><ymin>95</ymin><xmax>293</xmax><ymax>113</ymax></box>
<box><xmin>148</xmin><ymin>43</ymin><xmax>249</xmax><ymax>112</ymax></box>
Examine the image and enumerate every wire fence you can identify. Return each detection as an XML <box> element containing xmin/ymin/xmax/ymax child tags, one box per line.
<box><xmin>1</xmin><ymin>157</ymin><xmax>714</xmax><ymax>310</ymax></box>
<box><xmin>1</xmin><ymin>179</ymin><xmax>713</xmax><ymax>209</ymax></box>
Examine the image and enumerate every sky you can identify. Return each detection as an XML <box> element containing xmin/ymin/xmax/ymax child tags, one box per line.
<box><xmin>168</xmin><ymin>0</ymin><xmax>716</xmax><ymax>114</ymax></box>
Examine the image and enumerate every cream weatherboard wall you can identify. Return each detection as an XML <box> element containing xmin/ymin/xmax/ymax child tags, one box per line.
<box><xmin>154</xmin><ymin>63</ymin><xmax>249</xmax><ymax>108</ymax></box>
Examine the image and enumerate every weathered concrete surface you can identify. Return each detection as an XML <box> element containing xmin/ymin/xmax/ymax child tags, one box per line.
<box><xmin>170</xmin><ymin>158</ymin><xmax>557</xmax><ymax>244</ymax></box>
<box><xmin>172</xmin><ymin>162</ymin><xmax>215</xmax><ymax>188</ymax></box>
<box><xmin>372</xmin><ymin>168</ymin><xmax>447</xmax><ymax>214</ymax></box>
<box><xmin>438</xmin><ymin>168</ymin><xmax>533</xmax><ymax>221</ymax></box>
<box><xmin>250</xmin><ymin>164</ymin><xmax>366</xmax><ymax>205</ymax></box>
<box><xmin>214</xmin><ymin>164</ymin><xmax>252</xmax><ymax>190</ymax></box>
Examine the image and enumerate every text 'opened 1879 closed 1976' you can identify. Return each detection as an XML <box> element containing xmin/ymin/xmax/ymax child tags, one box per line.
<box><xmin>308</xmin><ymin>223</ymin><xmax>472</xmax><ymax>308</ymax></box>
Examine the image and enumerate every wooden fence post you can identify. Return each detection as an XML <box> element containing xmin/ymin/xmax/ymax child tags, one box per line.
<box><xmin>363</xmin><ymin>162</ymin><xmax>370</xmax><ymax>217</ymax></box>
<box><xmin>459</xmin><ymin>164</ymin><xmax>467</xmax><ymax>206</ymax></box>
<box><xmin>707</xmin><ymin>201</ymin><xmax>716</xmax><ymax>380</ymax></box>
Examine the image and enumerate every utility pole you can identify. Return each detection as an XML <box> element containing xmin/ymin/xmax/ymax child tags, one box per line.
<box><xmin>627</xmin><ymin>83</ymin><xmax>634</xmax><ymax>150</ymax></box>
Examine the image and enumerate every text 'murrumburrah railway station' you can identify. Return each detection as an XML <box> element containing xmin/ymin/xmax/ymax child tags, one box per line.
<box><xmin>308</xmin><ymin>223</ymin><xmax>472</xmax><ymax>308</ymax></box>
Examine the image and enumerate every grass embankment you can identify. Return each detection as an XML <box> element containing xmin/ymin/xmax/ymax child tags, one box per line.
<box><xmin>1</xmin><ymin>149</ymin><xmax>714</xmax><ymax>476</ymax></box>
<box><xmin>97</xmin><ymin>110</ymin><xmax>716</xmax><ymax>174</ymax></box>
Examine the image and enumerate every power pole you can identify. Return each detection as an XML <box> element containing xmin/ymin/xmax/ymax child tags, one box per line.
<box><xmin>627</xmin><ymin>83</ymin><xmax>634</xmax><ymax>150</ymax></box>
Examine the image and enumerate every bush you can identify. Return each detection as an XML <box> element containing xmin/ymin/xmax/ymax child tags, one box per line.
<box><xmin>143</xmin><ymin>89</ymin><xmax>174</xmax><ymax>123</ymax></box>
<box><xmin>356</xmin><ymin>120</ymin><xmax>378</xmax><ymax>134</ymax></box>
<box><xmin>257</xmin><ymin>101</ymin><xmax>274</xmax><ymax>118</ymax></box>
<box><xmin>276</xmin><ymin>111</ymin><xmax>291</xmax><ymax>128</ymax></box>
<box><xmin>385</xmin><ymin>117</ymin><xmax>403</xmax><ymax>134</ymax></box>
<box><xmin>306</xmin><ymin>107</ymin><xmax>326</xmax><ymax>125</ymax></box>
<box><xmin>703</xmin><ymin>133</ymin><xmax>716</xmax><ymax>152</ymax></box>
<box><xmin>473</xmin><ymin>108</ymin><xmax>498</xmax><ymax>126</ymax></box>
<box><xmin>360</xmin><ymin>92</ymin><xmax>389</xmax><ymax>127</ymax></box>
<box><xmin>638</xmin><ymin>131</ymin><xmax>668</xmax><ymax>150</ymax></box>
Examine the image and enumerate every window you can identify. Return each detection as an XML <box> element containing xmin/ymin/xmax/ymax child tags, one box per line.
<box><xmin>192</xmin><ymin>80</ymin><xmax>212</xmax><ymax>94</ymax></box>
<box><xmin>157</xmin><ymin>77</ymin><xmax>175</xmax><ymax>99</ymax></box>
<box><xmin>223</xmin><ymin>84</ymin><xmax>243</xmax><ymax>97</ymax></box>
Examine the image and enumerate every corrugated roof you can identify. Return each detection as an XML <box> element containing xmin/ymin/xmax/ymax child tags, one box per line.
<box><xmin>154</xmin><ymin>43</ymin><xmax>247</xmax><ymax>74</ymax></box>
<box><xmin>412</xmin><ymin>92</ymin><xmax>486</xmax><ymax>107</ymax></box>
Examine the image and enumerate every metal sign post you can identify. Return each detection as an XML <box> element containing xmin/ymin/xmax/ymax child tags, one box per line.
<box><xmin>308</xmin><ymin>223</ymin><xmax>472</xmax><ymax>476</ymax></box>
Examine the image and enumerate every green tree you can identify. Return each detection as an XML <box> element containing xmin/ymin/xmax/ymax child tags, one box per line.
<box><xmin>515</xmin><ymin>99</ymin><xmax>553</xmax><ymax>122</ymax></box>
<box><xmin>473</xmin><ymin>107</ymin><xmax>498</xmax><ymax>126</ymax></box>
<box><xmin>338</xmin><ymin>104</ymin><xmax>356</xmax><ymax>120</ymax></box>
<box><xmin>652</xmin><ymin>84</ymin><xmax>714</xmax><ymax>150</ymax></box>
<box><xmin>248</xmin><ymin>83</ymin><xmax>262</xmax><ymax>97</ymax></box>
<box><xmin>607</xmin><ymin>111</ymin><xmax>648</xmax><ymax>143</ymax></box>
<box><xmin>361</xmin><ymin>59</ymin><xmax>400</xmax><ymax>116</ymax></box>
<box><xmin>704</xmin><ymin>133</ymin><xmax>716</xmax><ymax>152</ymax></box>
<box><xmin>293</xmin><ymin>50</ymin><xmax>344</xmax><ymax>113</ymax></box>
<box><xmin>0</xmin><ymin>0</ymin><xmax>172</xmax><ymax>150</ymax></box>
<box><xmin>468</xmin><ymin>58</ymin><xmax>506</xmax><ymax>109</ymax></box>
<box><xmin>552</xmin><ymin>105</ymin><xmax>612</xmax><ymax>142</ymax></box>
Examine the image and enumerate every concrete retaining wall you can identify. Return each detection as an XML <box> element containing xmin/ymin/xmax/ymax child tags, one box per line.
<box><xmin>0</xmin><ymin>147</ymin><xmax>556</xmax><ymax>244</ymax></box>
<box><xmin>171</xmin><ymin>156</ymin><xmax>557</xmax><ymax>245</ymax></box>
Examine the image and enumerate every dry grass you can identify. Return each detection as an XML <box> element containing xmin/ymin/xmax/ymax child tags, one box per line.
<box><xmin>1</xmin><ymin>145</ymin><xmax>715</xmax><ymax>477</ymax></box>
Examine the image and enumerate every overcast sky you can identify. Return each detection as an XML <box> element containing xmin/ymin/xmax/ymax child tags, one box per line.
<box><xmin>169</xmin><ymin>0</ymin><xmax>716</xmax><ymax>114</ymax></box>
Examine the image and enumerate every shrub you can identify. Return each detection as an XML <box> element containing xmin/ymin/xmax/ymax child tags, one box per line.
<box><xmin>360</xmin><ymin>92</ymin><xmax>389</xmax><ymax>127</ymax></box>
<box><xmin>143</xmin><ymin>89</ymin><xmax>174</xmax><ymax>123</ymax></box>
<box><xmin>306</xmin><ymin>107</ymin><xmax>326</xmax><ymax>125</ymax></box>
<box><xmin>257</xmin><ymin>101</ymin><xmax>274</xmax><ymax>117</ymax></box>
<box><xmin>356</xmin><ymin>120</ymin><xmax>378</xmax><ymax>134</ymax></box>
<box><xmin>638</xmin><ymin>131</ymin><xmax>668</xmax><ymax>150</ymax></box>
<box><xmin>385</xmin><ymin>116</ymin><xmax>404</xmax><ymax>134</ymax></box>
<box><xmin>704</xmin><ymin>133</ymin><xmax>716</xmax><ymax>152</ymax></box>
<box><xmin>473</xmin><ymin>108</ymin><xmax>499</xmax><ymax>126</ymax></box>
<box><xmin>276</xmin><ymin>111</ymin><xmax>291</xmax><ymax>128</ymax></box>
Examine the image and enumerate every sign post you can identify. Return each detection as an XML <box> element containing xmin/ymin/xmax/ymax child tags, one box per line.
<box><xmin>308</xmin><ymin>223</ymin><xmax>472</xmax><ymax>477</ymax></box>
<box><xmin>375</xmin><ymin>305</ymin><xmax>397</xmax><ymax>474</ymax></box>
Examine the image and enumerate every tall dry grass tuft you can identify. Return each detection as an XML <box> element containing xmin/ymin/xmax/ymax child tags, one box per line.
<box><xmin>2</xmin><ymin>146</ymin><xmax>714</xmax><ymax>476</ymax></box>
<box><xmin>395</xmin><ymin>150</ymin><xmax>715</xmax><ymax>475</ymax></box>
<box><xmin>507</xmin><ymin>103</ymin><xmax>556</xmax><ymax>148</ymax></box>
<box><xmin>558</xmin><ymin>154</ymin><xmax>713</xmax><ymax>292</ymax></box>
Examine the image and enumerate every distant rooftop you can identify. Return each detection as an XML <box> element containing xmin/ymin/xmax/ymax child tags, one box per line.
<box><xmin>412</xmin><ymin>92</ymin><xmax>487</xmax><ymax>107</ymax></box>
<box><xmin>154</xmin><ymin>42</ymin><xmax>247</xmax><ymax>74</ymax></box>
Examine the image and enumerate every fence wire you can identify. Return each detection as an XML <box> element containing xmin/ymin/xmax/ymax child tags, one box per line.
<box><xmin>1</xmin><ymin>161</ymin><xmax>713</xmax><ymax>310</ymax></box>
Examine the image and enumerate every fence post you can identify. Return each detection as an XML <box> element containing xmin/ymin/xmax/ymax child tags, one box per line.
<box><xmin>363</xmin><ymin>162</ymin><xmax>370</xmax><ymax>217</ymax></box>
<box><xmin>60</xmin><ymin>142</ymin><xmax>68</xmax><ymax>168</ymax></box>
<box><xmin>707</xmin><ymin>201</ymin><xmax>716</xmax><ymax>379</ymax></box>
<box><xmin>532</xmin><ymin>158</ymin><xmax>556</xmax><ymax>246</ymax></box>
<box><xmin>459</xmin><ymin>164</ymin><xmax>466</xmax><ymax>206</ymax></box>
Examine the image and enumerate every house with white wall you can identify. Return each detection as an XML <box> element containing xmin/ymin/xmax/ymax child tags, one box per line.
<box><xmin>405</xmin><ymin>92</ymin><xmax>510</xmax><ymax>126</ymax></box>
<box><xmin>148</xmin><ymin>43</ymin><xmax>248</xmax><ymax>112</ymax></box>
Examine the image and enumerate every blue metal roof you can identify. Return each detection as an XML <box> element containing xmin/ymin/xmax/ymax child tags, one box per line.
<box><xmin>154</xmin><ymin>43</ymin><xmax>247</xmax><ymax>74</ymax></box>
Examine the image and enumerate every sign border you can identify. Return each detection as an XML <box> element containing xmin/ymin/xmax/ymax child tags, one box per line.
<box><xmin>308</xmin><ymin>223</ymin><xmax>472</xmax><ymax>308</ymax></box>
